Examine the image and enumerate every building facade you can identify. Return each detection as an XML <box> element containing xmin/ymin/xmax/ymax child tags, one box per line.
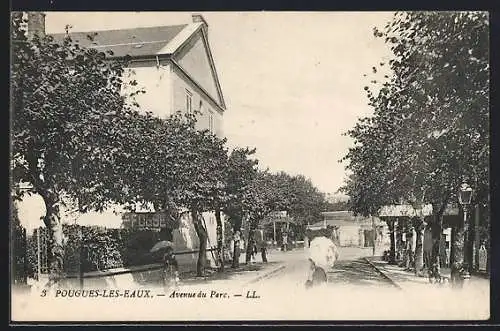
<box><xmin>50</xmin><ymin>14</ymin><xmax>226</xmax><ymax>136</ymax></box>
<box><xmin>19</xmin><ymin>13</ymin><xmax>226</xmax><ymax>269</ymax></box>
<box><xmin>307</xmin><ymin>211</ymin><xmax>389</xmax><ymax>248</ymax></box>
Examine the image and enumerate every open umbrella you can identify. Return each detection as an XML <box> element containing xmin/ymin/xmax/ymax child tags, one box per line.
<box><xmin>308</xmin><ymin>236</ymin><xmax>339</xmax><ymax>270</ymax></box>
<box><xmin>150</xmin><ymin>240</ymin><xmax>175</xmax><ymax>253</ymax></box>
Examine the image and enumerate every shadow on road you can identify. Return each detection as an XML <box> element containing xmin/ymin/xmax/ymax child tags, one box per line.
<box><xmin>177</xmin><ymin>262</ymin><xmax>280</xmax><ymax>286</ymax></box>
<box><xmin>328</xmin><ymin>258</ymin><xmax>393</xmax><ymax>288</ymax></box>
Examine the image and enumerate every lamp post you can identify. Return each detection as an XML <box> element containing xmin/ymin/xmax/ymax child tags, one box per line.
<box><xmin>458</xmin><ymin>182</ymin><xmax>473</xmax><ymax>284</ymax></box>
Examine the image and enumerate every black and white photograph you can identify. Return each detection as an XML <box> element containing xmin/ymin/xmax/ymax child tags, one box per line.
<box><xmin>10</xmin><ymin>11</ymin><xmax>490</xmax><ymax>322</ymax></box>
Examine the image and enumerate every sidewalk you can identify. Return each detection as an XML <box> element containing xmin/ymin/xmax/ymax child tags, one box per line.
<box><xmin>23</xmin><ymin>249</ymin><xmax>288</xmax><ymax>294</ymax></box>
<box><xmin>365</xmin><ymin>256</ymin><xmax>489</xmax><ymax>291</ymax></box>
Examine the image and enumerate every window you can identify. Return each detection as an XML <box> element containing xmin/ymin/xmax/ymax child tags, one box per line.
<box><xmin>209</xmin><ymin>111</ymin><xmax>214</xmax><ymax>133</ymax></box>
<box><xmin>185</xmin><ymin>89</ymin><xmax>192</xmax><ymax>114</ymax></box>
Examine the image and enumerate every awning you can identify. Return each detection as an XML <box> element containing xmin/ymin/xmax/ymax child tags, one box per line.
<box><xmin>261</xmin><ymin>216</ymin><xmax>299</xmax><ymax>225</ymax></box>
<box><xmin>378</xmin><ymin>204</ymin><xmax>459</xmax><ymax>217</ymax></box>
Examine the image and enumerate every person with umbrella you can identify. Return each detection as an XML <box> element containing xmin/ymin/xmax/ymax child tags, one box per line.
<box><xmin>305</xmin><ymin>236</ymin><xmax>339</xmax><ymax>288</ymax></box>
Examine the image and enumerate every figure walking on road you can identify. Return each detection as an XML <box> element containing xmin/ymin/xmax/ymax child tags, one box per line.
<box><xmin>305</xmin><ymin>236</ymin><xmax>340</xmax><ymax>289</ymax></box>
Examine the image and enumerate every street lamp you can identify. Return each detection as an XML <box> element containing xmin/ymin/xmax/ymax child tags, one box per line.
<box><xmin>458</xmin><ymin>182</ymin><xmax>473</xmax><ymax>284</ymax></box>
<box><xmin>458</xmin><ymin>183</ymin><xmax>473</xmax><ymax>206</ymax></box>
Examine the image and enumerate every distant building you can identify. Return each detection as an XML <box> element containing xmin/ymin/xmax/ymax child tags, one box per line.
<box><xmin>307</xmin><ymin>211</ymin><xmax>388</xmax><ymax>248</ymax></box>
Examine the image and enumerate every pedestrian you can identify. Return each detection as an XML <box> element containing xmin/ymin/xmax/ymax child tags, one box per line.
<box><xmin>282</xmin><ymin>232</ymin><xmax>288</xmax><ymax>252</ymax></box>
<box><xmin>260</xmin><ymin>243</ymin><xmax>268</xmax><ymax>263</ymax></box>
<box><xmin>305</xmin><ymin>236</ymin><xmax>339</xmax><ymax>288</ymax></box>
<box><xmin>254</xmin><ymin>229</ymin><xmax>268</xmax><ymax>263</ymax></box>
<box><xmin>444</xmin><ymin>245</ymin><xmax>450</xmax><ymax>268</ymax></box>
<box><xmin>249</xmin><ymin>238</ymin><xmax>257</xmax><ymax>264</ymax></box>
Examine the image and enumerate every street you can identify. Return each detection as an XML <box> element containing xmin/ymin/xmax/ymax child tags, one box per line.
<box><xmin>260</xmin><ymin>246</ymin><xmax>397</xmax><ymax>289</ymax></box>
<box><xmin>12</xmin><ymin>245</ymin><xmax>489</xmax><ymax>321</ymax></box>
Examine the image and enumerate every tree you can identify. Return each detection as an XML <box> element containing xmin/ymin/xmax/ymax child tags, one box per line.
<box><xmin>242</xmin><ymin>171</ymin><xmax>289</xmax><ymax>263</ymax></box>
<box><xmin>341</xmin><ymin>11</ymin><xmax>488</xmax><ymax>284</ymax></box>
<box><xmin>174</xmin><ymin>122</ymin><xmax>228</xmax><ymax>277</ymax></box>
<box><xmin>286</xmin><ymin>174</ymin><xmax>326</xmax><ymax>238</ymax></box>
<box><xmin>115</xmin><ymin>112</ymin><xmax>230</xmax><ymax>277</ymax></box>
<box><xmin>11</xmin><ymin>12</ymin><xmax>144</xmax><ymax>282</ymax></box>
<box><xmin>222</xmin><ymin>147</ymin><xmax>259</xmax><ymax>268</ymax></box>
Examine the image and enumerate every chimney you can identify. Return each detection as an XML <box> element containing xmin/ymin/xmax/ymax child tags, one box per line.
<box><xmin>192</xmin><ymin>13</ymin><xmax>208</xmax><ymax>35</ymax></box>
<box><xmin>27</xmin><ymin>12</ymin><xmax>46</xmax><ymax>39</ymax></box>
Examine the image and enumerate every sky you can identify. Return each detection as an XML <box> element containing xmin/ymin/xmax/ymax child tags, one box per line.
<box><xmin>17</xmin><ymin>11</ymin><xmax>395</xmax><ymax>232</ymax></box>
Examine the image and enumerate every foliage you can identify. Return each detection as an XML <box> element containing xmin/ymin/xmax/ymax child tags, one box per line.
<box><xmin>286</xmin><ymin>174</ymin><xmax>326</xmax><ymax>233</ymax></box>
<box><xmin>119</xmin><ymin>229</ymin><xmax>162</xmax><ymax>267</ymax></box>
<box><xmin>323</xmin><ymin>199</ymin><xmax>349</xmax><ymax>212</ymax></box>
<box><xmin>305</xmin><ymin>225</ymin><xmax>338</xmax><ymax>242</ymax></box>
<box><xmin>11</xmin><ymin>12</ymin><xmax>140</xmax><ymax>210</ymax></box>
<box><xmin>223</xmin><ymin>147</ymin><xmax>259</xmax><ymax>231</ymax></box>
<box><xmin>11</xmin><ymin>12</ymin><xmax>144</xmax><ymax>278</ymax></box>
<box><xmin>340</xmin><ymin>11</ymin><xmax>489</xmax><ymax>216</ymax></box>
<box><xmin>11</xmin><ymin>202</ymin><xmax>29</xmax><ymax>283</ymax></box>
<box><xmin>63</xmin><ymin>224</ymin><xmax>125</xmax><ymax>272</ymax></box>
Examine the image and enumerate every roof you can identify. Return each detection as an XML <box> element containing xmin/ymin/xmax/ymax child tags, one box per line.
<box><xmin>321</xmin><ymin>210</ymin><xmax>367</xmax><ymax>222</ymax></box>
<box><xmin>261</xmin><ymin>216</ymin><xmax>298</xmax><ymax>225</ymax></box>
<box><xmin>50</xmin><ymin>25</ymin><xmax>188</xmax><ymax>58</ymax></box>
<box><xmin>49</xmin><ymin>21</ymin><xmax>226</xmax><ymax>110</ymax></box>
<box><xmin>321</xmin><ymin>211</ymin><xmax>351</xmax><ymax>218</ymax></box>
<box><xmin>314</xmin><ymin>218</ymin><xmax>383</xmax><ymax>228</ymax></box>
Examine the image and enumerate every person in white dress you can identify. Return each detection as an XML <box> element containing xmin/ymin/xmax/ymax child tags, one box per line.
<box><xmin>305</xmin><ymin>236</ymin><xmax>340</xmax><ymax>287</ymax></box>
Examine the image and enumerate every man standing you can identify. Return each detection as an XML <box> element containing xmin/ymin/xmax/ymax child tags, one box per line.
<box><xmin>255</xmin><ymin>229</ymin><xmax>268</xmax><ymax>263</ymax></box>
<box><xmin>282</xmin><ymin>232</ymin><xmax>288</xmax><ymax>252</ymax></box>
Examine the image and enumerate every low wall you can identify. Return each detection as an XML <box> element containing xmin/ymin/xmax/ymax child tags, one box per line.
<box><xmin>58</xmin><ymin>248</ymin><xmax>217</xmax><ymax>289</ymax></box>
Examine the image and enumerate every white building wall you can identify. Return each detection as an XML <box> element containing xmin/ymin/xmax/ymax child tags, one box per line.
<box><xmin>171</xmin><ymin>66</ymin><xmax>224</xmax><ymax>137</ymax></box>
<box><xmin>121</xmin><ymin>60</ymin><xmax>173</xmax><ymax>119</ymax></box>
<box><xmin>338</xmin><ymin>225</ymin><xmax>360</xmax><ymax>247</ymax></box>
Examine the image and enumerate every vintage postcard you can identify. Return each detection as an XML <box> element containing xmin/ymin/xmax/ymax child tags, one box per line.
<box><xmin>10</xmin><ymin>11</ymin><xmax>490</xmax><ymax>322</ymax></box>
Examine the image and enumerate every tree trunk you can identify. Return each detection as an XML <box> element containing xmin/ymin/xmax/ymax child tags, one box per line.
<box><xmin>404</xmin><ymin>229</ymin><xmax>411</xmax><ymax>270</ymax></box>
<box><xmin>191</xmin><ymin>209</ymin><xmax>207</xmax><ymax>277</ymax></box>
<box><xmin>231</xmin><ymin>214</ymin><xmax>243</xmax><ymax>269</ymax></box>
<box><xmin>396</xmin><ymin>221</ymin><xmax>404</xmax><ymax>265</ymax></box>
<box><xmin>430</xmin><ymin>200</ymin><xmax>447</xmax><ymax>278</ymax></box>
<box><xmin>431</xmin><ymin>214</ymin><xmax>443</xmax><ymax>277</ymax></box>
<box><xmin>41</xmin><ymin>191</ymin><xmax>65</xmax><ymax>285</ymax></box>
<box><xmin>414</xmin><ymin>217</ymin><xmax>425</xmax><ymax>276</ymax></box>
<box><xmin>215</xmin><ymin>207</ymin><xmax>224</xmax><ymax>272</ymax></box>
<box><xmin>451</xmin><ymin>207</ymin><xmax>466</xmax><ymax>288</ymax></box>
<box><xmin>245</xmin><ymin>219</ymin><xmax>258</xmax><ymax>264</ymax></box>
<box><xmin>388</xmin><ymin>219</ymin><xmax>396</xmax><ymax>264</ymax></box>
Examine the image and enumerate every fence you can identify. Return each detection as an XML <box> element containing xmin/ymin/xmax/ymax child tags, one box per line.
<box><xmin>12</xmin><ymin>225</ymin><xmax>28</xmax><ymax>284</ymax></box>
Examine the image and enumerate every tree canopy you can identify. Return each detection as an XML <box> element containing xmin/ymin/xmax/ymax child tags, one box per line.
<box><xmin>341</xmin><ymin>11</ymin><xmax>489</xmax><ymax>216</ymax></box>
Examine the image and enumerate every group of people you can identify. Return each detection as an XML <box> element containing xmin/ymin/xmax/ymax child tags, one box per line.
<box><xmin>153</xmin><ymin>230</ymin><xmax>341</xmax><ymax>289</ymax></box>
<box><xmin>229</xmin><ymin>230</ymin><xmax>268</xmax><ymax>268</ymax></box>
